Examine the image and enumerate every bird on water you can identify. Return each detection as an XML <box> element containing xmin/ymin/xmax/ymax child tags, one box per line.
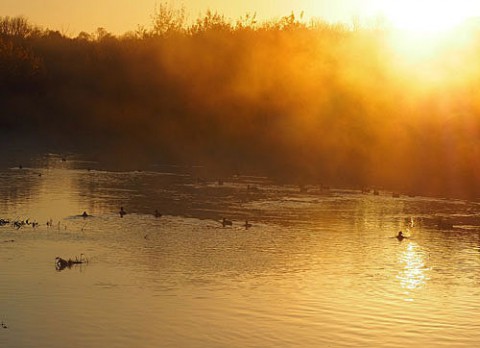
<box><xmin>222</xmin><ymin>218</ymin><xmax>232</xmax><ymax>227</ymax></box>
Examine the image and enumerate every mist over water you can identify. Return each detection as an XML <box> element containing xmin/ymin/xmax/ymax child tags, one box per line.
<box><xmin>1</xmin><ymin>12</ymin><xmax>480</xmax><ymax>198</ymax></box>
<box><xmin>0</xmin><ymin>154</ymin><xmax>479</xmax><ymax>347</ymax></box>
<box><xmin>2</xmin><ymin>9</ymin><xmax>480</xmax><ymax>345</ymax></box>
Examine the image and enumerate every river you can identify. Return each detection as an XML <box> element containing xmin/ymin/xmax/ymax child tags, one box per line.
<box><xmin>0</xmin><ymin>153</ymin><xmax>479</xmax><ymax>347</ymax></box>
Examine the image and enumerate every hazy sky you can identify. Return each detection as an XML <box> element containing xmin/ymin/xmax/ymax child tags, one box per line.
<box><xmin>1</xmin><ymin>0</ymin><xmax>480</xmax><ymax>36</ymax></box>
<box><xmin>0</xmin><ymin>0</ymin><xmax>389</xmax><ymax>35</ymax></box>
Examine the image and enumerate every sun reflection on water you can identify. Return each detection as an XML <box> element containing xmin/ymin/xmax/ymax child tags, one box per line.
<box><xmin>396</xmin><ymin>242</ymin><xmax>430</xmax><ymax>299</ymax></box>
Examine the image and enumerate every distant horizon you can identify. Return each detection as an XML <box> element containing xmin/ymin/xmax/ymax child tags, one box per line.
<box><xmin>2</xmin><ymin>0</ymin><xmax>480</xmax><ymax>36</ymax></box>
<box><xmin>0</xmin><ymin>1</ymin><xmax>363</xmax><ymax>36</ymax></box>
<box><xmin>3</xmin><ymin>13</ymin><xmax>480</xmax><ymax>38</ymax></box>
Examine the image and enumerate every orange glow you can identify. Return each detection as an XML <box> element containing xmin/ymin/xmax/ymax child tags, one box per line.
<box><xmin>386</xmin><ymin>28</ymin><xmax>475</xmax><ymax>88</ymax></box>
<box><xmin>3</xmin><ymin>1</ymin><xmax>480</xmax><ymax>197</ymax></box>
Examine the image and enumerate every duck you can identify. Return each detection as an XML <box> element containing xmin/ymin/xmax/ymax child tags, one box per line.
<box><xmin>55</xmin><ymin>254</ymin><xmax>87</xmax><ymax>270</ymax></box>
<box><xmin>222</xmin><ymin>218</ymin><xmax>233</xmax><ymax>227</ymax></box>
<box><xmin>81</xmin><ymin>211</ymin><xmax>89</xmax><ymax>218</ymax></box>
<box><xmin>396</xmin><ymin>231</ymin><xmax>406</xmax><ymax>241</ymax></box>
<box><xmin>55</xmin><ymin>256</ymin><xmax>70</xmax><ymax>269</ymax></box>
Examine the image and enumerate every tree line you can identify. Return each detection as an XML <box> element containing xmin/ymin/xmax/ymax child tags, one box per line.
<box><xmin>1</xmin><ymin>5</ymin><xmax>480</xmax><ymax>199</ymax></box>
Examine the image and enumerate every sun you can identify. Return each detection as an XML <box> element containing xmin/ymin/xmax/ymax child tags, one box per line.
<box><xmin>375</xmin><ymin>0</ymin><xmax>480</xmax><ymax>84</ymax></box>
<box><xmin>381</xmin><ymin>0</ymin><xmax>476</xmax><ymax>34</ymax></box>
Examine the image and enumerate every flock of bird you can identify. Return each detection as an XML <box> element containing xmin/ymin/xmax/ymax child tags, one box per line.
<box><xmin>1</xmin><ymin>205</ymin><xmax>252</xmax><ymax>233</ymax></box>
<box><xmin>82</xmin><ymin>205</ymin><xmax>252</xmax><ymax>230</ymax></box>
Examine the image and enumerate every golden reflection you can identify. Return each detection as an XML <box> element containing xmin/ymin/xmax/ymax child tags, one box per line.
<box><xmin>29</xmin><ymin>156</ymin><xmax>86</xmax><ymax>220</ymax></box>
<box><xmin>396</xmin><ymin>242</ymin><xmax>429</xmax><ymax>296</ymax></box>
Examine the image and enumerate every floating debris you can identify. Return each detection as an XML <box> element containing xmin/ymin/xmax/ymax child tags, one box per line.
<box><xmin>0</xmin><ymin>218</ymin><xmax>39</xmax><ymax>229</ymax></box>
<box><xmin>13</xmin><ymin>221</ymin><xmax>24</xmax><ymax>229</ymax></box>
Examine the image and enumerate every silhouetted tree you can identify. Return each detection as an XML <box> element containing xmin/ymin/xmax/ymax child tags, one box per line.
<box><xmin>0</xmin><ymin>11</ymin><xmax>479</xmax><ymax>198</ymax></box>
<box><xmin>151</xmin><ymin>2</ymin><xmax>187</xmax><ymax>37</ymax></box>
<box><xmin>0</xmin><ymin>16</ymin><xmax>40</xmax><ymax>39</ymax></box>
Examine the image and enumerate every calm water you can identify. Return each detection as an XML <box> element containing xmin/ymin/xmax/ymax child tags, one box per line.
<box><xmin>1</xmin><ymin>154</ymin><xmax>480</xmax><ymax>347</ymax></box>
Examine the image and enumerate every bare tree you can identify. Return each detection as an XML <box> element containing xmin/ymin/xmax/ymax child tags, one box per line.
<box><xmin>189</xmin><ymin>10</ymin><xmax>232</xmax><ymax>34</ymax></box>
<box><xmin>151</xmin><ymin>2</ymin><xmax>187</xmax><ymax>37</ymax></box>
<box><xmin>0</xmin><ymin>16</ymin><xmax>39</xmax><ymax>38</ymax></box>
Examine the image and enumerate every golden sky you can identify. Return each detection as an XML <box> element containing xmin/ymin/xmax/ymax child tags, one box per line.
<box><xmin>1</xmin><ymin>0</ymin><xmax>480</xmax><ymax>35</ymax></box>
<box><xmin>0</xmin><ymin>0</ymin><xmax>366</xmax><ymax>35</ymax></box>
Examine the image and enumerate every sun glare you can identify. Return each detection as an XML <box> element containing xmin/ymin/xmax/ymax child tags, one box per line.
<box><xmin>383</xmin><ymin>0</ymin><xmax>475</xmax><ymax>34</ymax></box>
<box><xmin>378</xmin><ymin>0</ymin><xmax>480</xmax><ymax>74</ymax></box>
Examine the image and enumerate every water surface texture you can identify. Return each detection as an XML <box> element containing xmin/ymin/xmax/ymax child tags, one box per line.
<box><xmin>1</xmin><ymin>154</ymin><xmax>479</xmax><ymax>347</ymax></box>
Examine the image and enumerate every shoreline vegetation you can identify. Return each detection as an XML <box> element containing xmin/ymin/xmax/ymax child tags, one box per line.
<box><xmin>1</xmin><ymin>4</ymin><xmax>480</xmax><ymax>199</ymax></box>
